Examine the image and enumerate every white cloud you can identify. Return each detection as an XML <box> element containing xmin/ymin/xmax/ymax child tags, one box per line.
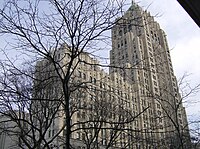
<box><xmin>171</xmin><ymin>37</ymin><xmax>200</xmax><ymax>77</ymax></box>
<box><xmin>171</xmin><ymin>36</ymin><xmax>200</xmax><ymax>119</ymax></box>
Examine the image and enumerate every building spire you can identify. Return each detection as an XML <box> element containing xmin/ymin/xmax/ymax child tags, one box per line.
<box><xmin>132</xmin><ymin>0</ymin><xmax>136</xmax><ymax>5</ymax></box>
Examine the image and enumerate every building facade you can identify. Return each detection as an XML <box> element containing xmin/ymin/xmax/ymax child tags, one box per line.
<box><xmin>110</xmin><ymin>4</ymin><xmax>189</xmax><ymax>148</ymax></box>
<box><xmin>110</xmin><ymin>3</ymin><xmax>190</xmax><ymax>148</ymax></box>
<box><xmin>31</xmin><ymin>2</ymin><xmax>190</xmax><ymax>149</ymax></box>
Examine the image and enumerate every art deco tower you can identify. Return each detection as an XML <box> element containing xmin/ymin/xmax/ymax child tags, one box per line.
<box><xmin>110</xmin><ymin>3</ymin><xmax>190</xmax><ymax>148</ymax></box>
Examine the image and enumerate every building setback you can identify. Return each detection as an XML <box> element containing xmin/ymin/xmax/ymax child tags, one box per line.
<box><xmin>31</xmin><ymin>2</ymin><xmax>190</xmax><ymax>149</ymax></box>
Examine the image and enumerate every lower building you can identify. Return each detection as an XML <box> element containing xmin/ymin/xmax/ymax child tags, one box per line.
<box><xmin>0</xmin><ymin>114</ymin><xmax>24</xmax><ymax>149</ymax></box>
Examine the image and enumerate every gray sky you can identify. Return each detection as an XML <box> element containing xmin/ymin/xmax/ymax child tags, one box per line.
<box><xmin>138</xmin><ymin>0</ymin><xmax>200</xmax><ymax>120</ymax></box>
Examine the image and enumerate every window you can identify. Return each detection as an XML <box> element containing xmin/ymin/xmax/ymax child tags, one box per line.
<box><xmin>90</xmin><ymin>76</ymin><xmax>92</xmax><ymax>82</ymax></box>
<box><xmin>148</xmin><ymin>46</ymin><xmax>152</xmax><ymax>51</ymax></box>
<box><xmin>121</xmin><ymin>40</ymin><xmax>123</xmax><ymax>46</ymax></box>
<box><xmin>49</xmin><ymin>130</ymin><xmax>51</xmax><ymax>138</ymax></box>
<box><xmin>159</xmin><ymin>118</ymin><xmax>163</xmax><ymax>123</ymax></box>
<box><xmin>100</xmin><ymin>82</ymin><xmax>102</xmax><ymax>88</ymax></box>
<box><xmin>82</xmin><ymin>134</ymin><xmax>85</xmax><ymax>140</ymax></box>
<box><xmin>157</xmin><ymin>103</ymin><xmax>160</xmax><ymax>109</ymax></box>
<box><xmin>118</xmin><ymin>43</ymin><xmax>120</xmax><ymax>48</ymax></box>
<box><xmin>83</xmin><ymin>73</ymin><xmax>86</xmax><ymax>79</ymax></box>
<box><xmin>124</xmin><ymin>27</ymin><xmax>127</xmax><ymax>34</ymax></box>
<box><xmin>157</xmin><ymin>110</ymin><xmax>161</xmax><ymax>116</ymax></box>
<box><xmin>102</xmin><ymin>83</ymin><xmax>105</xmax><ymax>88</ymax></box>
<box><xmin>78</xmin><ymin>71</ymin><xmax>81</xmax><ymax>78</ymax></box>
<box><xmin>152</xmin><ymin>69</ymin><xmax>155</xmax><ymax>74</ymax></box>
<box><xmin>128</xmin><ymin>24</ymin><xmax>132</xmax><ymax>31</ymax></box>
<box><xmin>147</xmin><ymin>41</ymin><xmax>151</xmax><ymax>46</ymax></box>
<box><xmin>152</xmin><ymin>75</ymin><xmax>156</xmax><ymax>80</ymax></box>
<box><xmin>77</xmin><ymin>111</ymin><xmax>80</xmax><ymax>118</ymax></box>
<box><xmin>93</xmin><ymin>78</ymin><xmax>96</xmax><ymax>84</ymax></box>
<box><xmin>119</xmin><ymin>30</ymin><xmax>122</xmax><ymax>36</ymax></box>
<box><xmin>57</xmin><ymin>53</ymin><xmax>60</xmax><ymax>59</ymax></box>
<box><xmin>149</xmin><ymin>52</ymin><xmax>153</xmax><ymax>57</ymax></box>
<box><xmin>52</xmin><ymin>129</ymin><xmax>54</xmax><ymax>136</ymax></box>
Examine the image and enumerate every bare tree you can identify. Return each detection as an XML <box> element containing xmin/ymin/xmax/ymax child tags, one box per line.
<box><xmin>150</xmin><ymin>73</ymin><xmax>200</xmax><ymax>149</ymax></box>
<box><xmin>190</xmin><ymin>120</ymin><xmax>200</xmax><ymax>149</ymax></box>
<box><xmin>0</xmin><ymin>60</ymin><xmax>66</xmax><ymax>149</ymax></box>
<box><xmin>1</xmin><ymin>1</ymin><xmax>195</xmax><ymax>149</ymax></box>
<box><xmin>0</xmin><ymin>0</ymin><xmax>147</xmax><ymax>148</ymax></box>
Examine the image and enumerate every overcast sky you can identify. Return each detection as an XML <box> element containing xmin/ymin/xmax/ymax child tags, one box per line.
<box><xmin>137</xmin><ymin>0</ymin><xmax>200</xmax><ymax>120</ymax></box>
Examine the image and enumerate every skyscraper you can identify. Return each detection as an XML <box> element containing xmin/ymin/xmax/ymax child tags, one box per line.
<box><xmin>110</xmin><ymin>2</ymin><xmax>190</xmax><ymax>148</ymax></box>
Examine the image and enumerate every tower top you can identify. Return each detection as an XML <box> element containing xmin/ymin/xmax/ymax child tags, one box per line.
<box><xmin>132</xmin><ymin>0</ymin><xmax>136</xmax><ymax>5</ymax></box>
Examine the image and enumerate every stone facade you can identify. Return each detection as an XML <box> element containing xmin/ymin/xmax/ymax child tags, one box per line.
<box><xmin>32</xmin><ymin>2</ymin><xmax>190</xmax><ymax>149</ymax></box>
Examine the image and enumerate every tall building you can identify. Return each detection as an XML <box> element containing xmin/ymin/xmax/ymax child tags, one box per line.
<box><xmin>31</xmin><ymin>2</ymin><xmax>190</xmax><ymax>149</ymax></box>
<box><xmin>110</xmin><ymin>2</ymin><xmax>190</xmax><ymax>148</ymax></box>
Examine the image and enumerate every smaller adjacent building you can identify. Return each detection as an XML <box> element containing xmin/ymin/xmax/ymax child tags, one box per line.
<box><xmin>0</xmin><ymin>113</ymin><xmax>22</xmax><ymax>149</ymax></box>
